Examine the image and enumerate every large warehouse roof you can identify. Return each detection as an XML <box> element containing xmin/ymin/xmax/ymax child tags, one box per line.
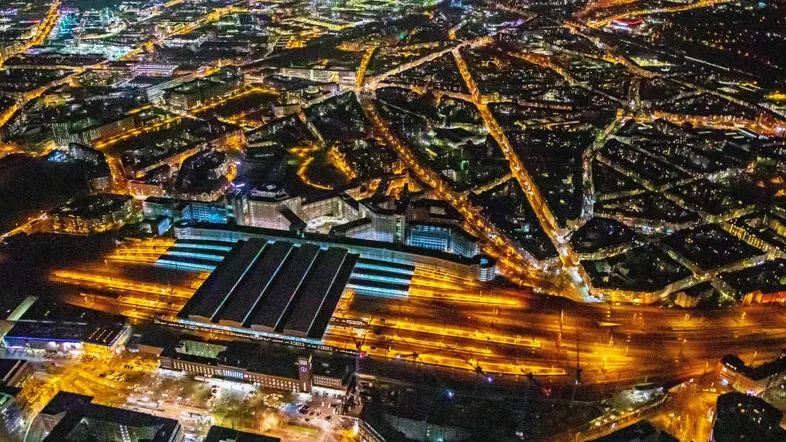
<box><xmin>180</xmin><ymin>239</ymin><xmax>358</xmax><ymax>340</ymax></box>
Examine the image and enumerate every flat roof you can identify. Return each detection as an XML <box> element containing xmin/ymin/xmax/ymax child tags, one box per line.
<box><xmin>42</xmin><ymin>393</ymin><xmax>181</xmax><ymax>442</ymax></box>
<box><xmin>184</xmin><ymin>238</ymin><xmax>267</xmax><ymax>320</ymax></box>
<box><xmin>308</xmin><ymin>254</ymin><xmax>358</xmax><ymax>339</ymax></box>
<box><xmin>283</xmin><ymin>247</ymin><xmax>349</xmax><ymax>337</ymax></box>
<box><xmin>205</xmin><ymin>426</ymin><xmax>280</xmax><ymax>442</ymax></box>
<box><xmin>347</xmin><ymin>278</ymin><xmax>411</xmax><ymax>293</ymax></box>
<box><xmin>351</xmin><ymin>267</ymin><xmax>413</xmax><ymax>283</ymax></box>
<box><xmin>178</xmin><ymin>238</ymin><xmax>358</xmax><ymax>340</ymax></box>
<box><xmin>356</xmin><ymin>257</ymin><xmax>415</xmax><ymax>273</ymax></box>
<box><xmin>167</xmin><ymin>246</ymin><xmax>229</xmax><ymax>258</ymax></box>
<box><xmin>4</xmin><ymin>321</ymin><xmax>126</xmax><ymax>347</ymax></box>
<box><xmin>175</xmin><ymin>238</ymin><xmax>235</xmax><ymax>250</ymax></box>
<box><xmin>158</xmin><ymin>255</ymin><xmax>218</xmax><ymax>269</ymax></box>
<box><xmin>330</xmin><ymin>217</ymin><xmax>372</xmax><ymax>235</ymax></box>
<box><xmin>218</xmin><ymin>241</ymin><xmax>294</xmax><ymax>327</ymax></box>
<box><xmin>249</xmin><ymin>244</ymin><xmax>321</xmax><ymax>331</ymax></box>
<box><xmin>721</xmin><ymin>353</ymin><xmax>786</xmax><ymax>381</ymax></box>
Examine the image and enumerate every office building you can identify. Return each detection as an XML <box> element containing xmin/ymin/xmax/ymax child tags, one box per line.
<box><xmin>205</xmin><ymin>426</ymin><xmax>280</xmax><ymax>442</ymax></box>
<box><xmin>712</xmin><ymin>392</ymin><xmax>786</xmax><ymax>442</ymax></box>
<box><xmin>158</xmin><ymin>339</ymin><xmax>354</xmax><ymax>394</ymax></box>
<box><xmin>406</xmin><ymin>222</ymin><xmax>479</xmax><ymax>258</ymax></box>
<box><xmin>38</xmin><ymin>392</ymin><xmax>185</xmax><ymax>442</ymax></box>
<box><xmin>50</xmin><ymin>194</ymin><xmax>137</xmax><ymax>235</ymax></box>
<box><xmin>718</xmin><ymin>352</ymin><xmax>786</xmax><ymax>396</ymax></box>
<box><xmin>2</xmin><ymin>300</ymin><xmax>131</xmax><ymax>356</ymax></box>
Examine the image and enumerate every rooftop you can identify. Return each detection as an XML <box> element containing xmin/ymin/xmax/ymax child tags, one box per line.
<box><xmin>50</xmin><ymin>194</ymin><xmax>131</xmax><ymax>218</ymax></box>
<box><xmin>180</xmin><ymin>238</ymin><xmax>358</xmax><ymax>340</ymax></box>
<box><xmin>205</xmin><ymin>426</ymin><xmax>281</xmax><ymax>442</ymax></box>
<box><xmin>42</xmin><ymin>393</ymin><xmax>181</xmax><ymax>442</ymax></box>
<box><xmin>721</xmin><ymin>352</ymin><xmax>786</xmax><ymax>381</ymax></box>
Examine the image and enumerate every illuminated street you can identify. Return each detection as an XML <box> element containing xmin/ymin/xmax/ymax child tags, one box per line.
<box><xmin>1</xmin><ymin>0</ymin><xmax>786</xmax><ymax>440</ymax></box>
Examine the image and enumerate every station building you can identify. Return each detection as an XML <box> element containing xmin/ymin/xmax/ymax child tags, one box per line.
<box><xmin>175</xmin><ymin>237</ymin><xmax>359</xmax><ymax>345</ymax></box>
<box><xmin>169</xmin><ymin>222</ymin><xmax>495</xmax><ymax>286</ymax></box>
<box><xmin>156</xmin><ymin>340</ymin><xmax>354</xmax><ymax>394</ymax></box>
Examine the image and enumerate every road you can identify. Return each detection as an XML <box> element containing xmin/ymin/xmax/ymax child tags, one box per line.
<box><xmin>451</xmin><ymin>47</ymin><xmax>593</xmax><ymax>302</ymax></box>
<box><xmin>14</xmin><ymin>351</ymin><xmax>346</xmax><ymax>442</ymax></box>
<box><xmin>358</xmin><ymin>94</ymin><xmax>544</xmax><ymax>284</ymax></box>
<box><xmin>0</xmin><ymin>0</ymin><xmax>61</xmax><ymax>68</ymax></box>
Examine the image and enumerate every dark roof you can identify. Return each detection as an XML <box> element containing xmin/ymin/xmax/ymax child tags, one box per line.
<box><xmin>330</xmin><ymin>218</ymin><xmax>372</xmax><ymax>235</ymax></box>
<box><xmin>408</xmin><ymin>198</ymin><xmax>463</xmax><ymax>221</ymax></box>
<box><xmin>183</xmin><ymin>238</ymin><xmax>267</xmax><ymax>320</ymax></box>
<box><xmin>310</xmin><ymin>353</ymin><xmax>355</xmax><ymax>380</ymax></box>
<box><xmin>721</xmin><ymin>353</ymin><xmax>786</xmax><ymax>381</ymax></box>
<box><xmin>218</xmin><ymin>241</ymin><xmax>294</xmax><ymax>326</ymax></box>
<box><xmin>205</xmin><ymin>426</ymin><xmax>281</xmax><ymax>442</ymax></box>
<box><xmin>591</xmin><ymin>420</ymin><xmax>678</xmax><ymax>442</ymax></box>
<box><xmin>5</xmin><ymin>321</ymin><xmax>126</xmax><ymax>347</ymax></box>
<box><xmin>50</xmin><ymin>194</ymin><xmax>131</xmax><ymax>218</ymax></box>
<box><xmin>0</xmin><ymin>359</ymin><xmax>27</xmax><ymax>386</ymax></box>
<box><xmin>249</xmin><ymin>244</ymin><xmax>321</xmax><ymax>330</ymax></box>
<box><xmin>129</xmin><ymin>325</ymin><xmax>183</xmax><ymax>352</ymax></box>
<box><xmin>279</xmin><ymin>207</ymin><xmax>306</xmax><ymax>231</ymax></box>
<box><xmin>217</xmin><ymin>342</ymin><xmax>300</xmax><ymax>380</ymax></box>
<box><xmin>713</xmin><ymin>392</ymin><xmax>786</xmax><ymax>442</ymax></box>
<box><xmin>41</xmin><ymin>392</ymin><xmax>94</xmax><ymax>416</ymax></box>
<box><xmin>163</xmin><ymin>347</ymin><xmax>221</xmax><ymax>367</ymax></box>
<box><xmin>308</xmin><ymin>254</ymin><xmax>358</xmax><ymax>339</ymax></box>
<box><xmin>283</xmin><ymin>248</ymin><xmax>349</xmax><ymax>336</ymax></box>
<box><xmin>42</xmin><ymin>393</ymin><xmax>181</xmax><ymax>442</ymax></box>
<box><xmin>19</xmin><ymin>299</ymin><xmax>126</xmax><ymax>325</ymax></box>
<box><xmin>180</xmin><ymin>237</ymin><xmax>359</xmax><ymax>341</ymax></box>
<box><xmin>302</xmin><ymin>191</ymin><xmax>342</xmax><ymax>205</ymax></box>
